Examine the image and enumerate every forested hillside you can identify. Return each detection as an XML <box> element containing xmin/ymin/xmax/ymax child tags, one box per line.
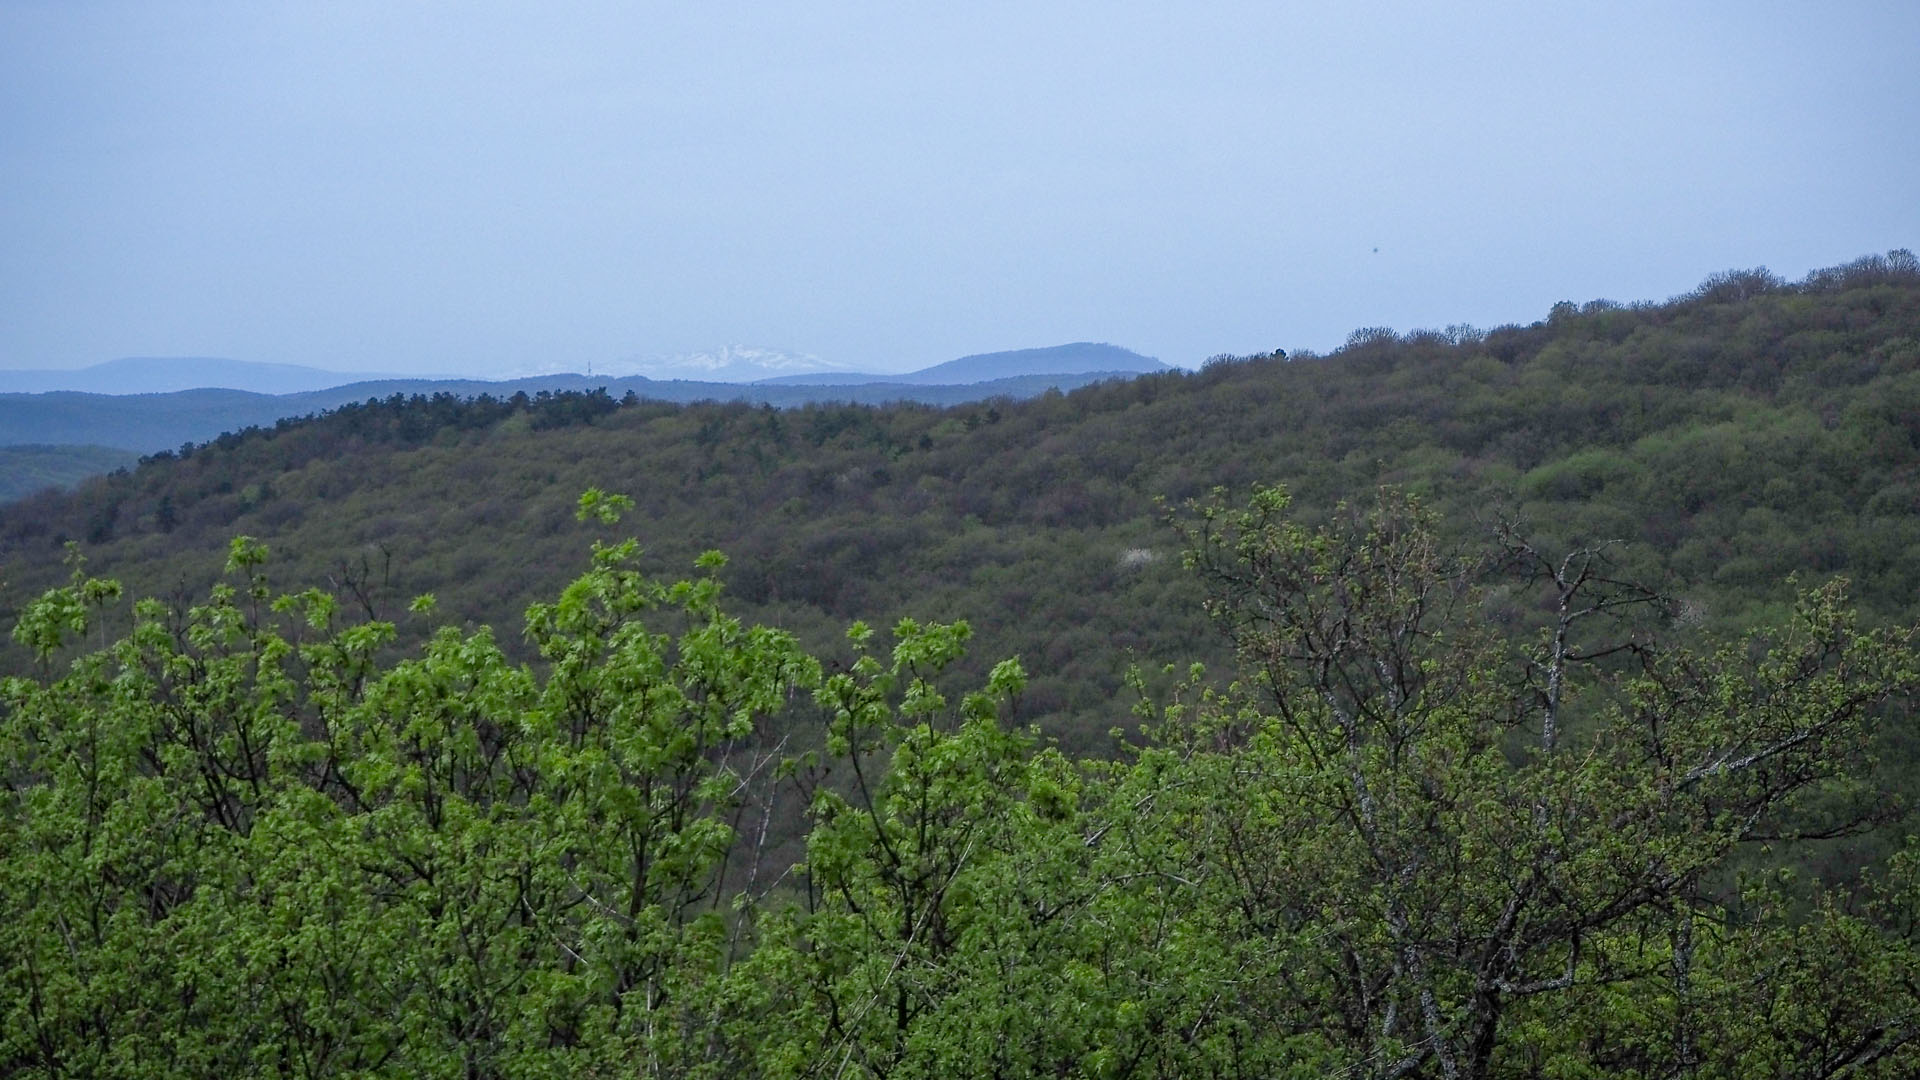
<box><xmin>8</xmin><ymin>251</ymin><xmax>1920</xmax><ymax>1077</ymax></box>
<box><xmin>4</xmin><ymin>252</ymin><xmax>1919</xmax><ymax>745</ymax></box>
<box><xmin>7</xmin><ymin>481</ymin><xmax>1920</xmax><ymax>1078</ymax></box>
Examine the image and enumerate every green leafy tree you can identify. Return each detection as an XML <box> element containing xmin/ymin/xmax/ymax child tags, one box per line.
<box><xmin>1142</xmin><ymin>486</ymin><xmax>1920</xmax><ymax>1077</ymax></box>
<box><xmin>7</xmin><ymin>484</ymin><xmax>1920</xmax><ymax>1077</ymax></box>
<box><xmin>1</xmin><ymin>499</ymin><xmax>822</xmax><ymax>1076</ymax></box>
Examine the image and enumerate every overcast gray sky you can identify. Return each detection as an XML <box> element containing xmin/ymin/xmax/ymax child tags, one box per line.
<box><xmin>3</xmin><ymin>2</ymin><xmax>1916</xmax><ymax>378</ymax></box>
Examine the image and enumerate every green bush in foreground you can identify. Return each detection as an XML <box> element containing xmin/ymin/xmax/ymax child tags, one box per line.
<box><xmin>5</xmin><ymin>487</ymin><xmax>1920</xmax><ymax>1078</ymax></box>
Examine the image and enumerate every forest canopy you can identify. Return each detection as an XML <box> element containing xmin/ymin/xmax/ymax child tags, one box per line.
<box><xmin>5</xmin><ymin>486</ymin><xmax>1920</xmax><ymax>1078</ymax></box>
<box><xmin>7</xmin><ymin>253</ymin><xmax>1920</xmax><ymax>1075</ymax></box>
<box><xmin>4</xmin><ymin>252</ymin><xmax>1919</xmax><ymax>750</ymax></box>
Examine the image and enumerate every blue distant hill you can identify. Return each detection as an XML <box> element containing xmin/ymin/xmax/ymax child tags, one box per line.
<box><xmin>0</xmin><ymin>345</ymin><xmax>1170</xmax><ymax>485</ymax></box>
<box><xmin>0</xmin><ymin>369</ymin><xmax>1157</xmax><ymax>458</ymax></box>
<box><xmin>754</xmin><ymin>343</ymin><xmax>1168</xmax><ymax>386</ymax></box>
<box><xmin>0</xmin><ymin>356</ymin><xmax>409</xmax><ymax>396</ymax></box>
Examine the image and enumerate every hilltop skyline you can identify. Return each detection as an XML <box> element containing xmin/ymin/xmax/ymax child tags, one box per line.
<box><xmin>0</xmin><ymin>340</ymin><xmax>1169</xmax><ymax>394</ymax></box>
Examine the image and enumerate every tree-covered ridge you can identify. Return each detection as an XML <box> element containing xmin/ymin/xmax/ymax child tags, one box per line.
<box><xmin>5</xmin><ymin>488</ymin><xmax>1920</xmax><ymax>1078</ymax></box>
<box><xmin>0</xmin><ymin>368</ymin><xmax>1155</xmax><ymax>457</ymax></box>
<box><xmin>3</xmin><ymin>251</ymin><xmax>1919</xmax><ymax>747</ymax></box>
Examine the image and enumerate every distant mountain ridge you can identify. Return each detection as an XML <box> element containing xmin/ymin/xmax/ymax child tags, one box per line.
<box><xmin>0</xmin><ymin>343</ymin><xmax>1164</xmax><ymax>397</ymax></box>
<box><xmin>0</xmin><ymin>343</ymin><xmax>1166</xmax><ymax>462</ymax></box>
<box><xmin>0</xmin><ymin>357</ymin><xmax>411</xmax><ymax>396</ymax></box>
<box><xmin>617</xmin><ymin>345</ymin><xmax>856</xmax><ymax>382</ymax></box>
<box><xmin>0</xmin><ymin>369</ymin><xmax>1152</xmax><ymax>458</ymax></box>
<box><xmin>755</xmin><ymin>343</ymin><xmax>1168</xmax><ymax>385</ymax></box>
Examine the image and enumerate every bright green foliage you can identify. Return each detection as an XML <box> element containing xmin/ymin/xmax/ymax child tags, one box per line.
<box><xmin>6</xmin><ymin>487</ymin><xmax>1920</xmax><ymax>1077</ymax></box>
<box><xmin>1</xmin><ymin>512</ymin><xmax>822</xmax><ymax>1076</ymax></box>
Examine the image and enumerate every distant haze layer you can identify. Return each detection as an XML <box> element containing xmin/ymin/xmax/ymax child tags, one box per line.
<box><xmin>0</xmin><ymin>344</ymin><xmax>1159</xmax><ymax>398</ymax></box>
<box><xmin>0</xmin><ymin>344</ymin><xmax>1167</xmax><ymax>457</ymax></box>
<box><xmin>0</xmin><ymin>357</ymin><xmax>412</xmax><ymax>396</ymax></box>
<box><xmin>755</xmin><ymin>343</ymin><xmax>1167</xmax><ymax>385</ymax></box>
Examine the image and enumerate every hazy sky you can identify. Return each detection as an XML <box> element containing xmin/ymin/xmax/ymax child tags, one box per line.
<box><xmin>3</xmin><ymin>2</ymin><xmax>1916</xmax><ymax>377</ymax></box>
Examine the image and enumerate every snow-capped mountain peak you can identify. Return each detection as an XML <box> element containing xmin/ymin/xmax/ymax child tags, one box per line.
<box><xmin>614</xmin><ymin>346</ymin><xmax>863</xmax><ymax>383</ymax></box>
